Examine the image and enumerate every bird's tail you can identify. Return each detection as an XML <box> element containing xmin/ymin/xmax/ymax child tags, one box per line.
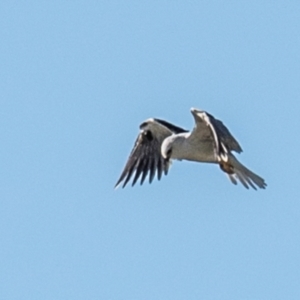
<box><xmin>220</xmin><ymin>154</ymin><xmax>267</xmax><ymax>190</ymax></box>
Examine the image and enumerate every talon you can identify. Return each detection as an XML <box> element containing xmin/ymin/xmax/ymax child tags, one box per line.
<box><xmin>219</xmin><ymin>161</ymin><xmax>234</xmax><ymax>174</ymax></box>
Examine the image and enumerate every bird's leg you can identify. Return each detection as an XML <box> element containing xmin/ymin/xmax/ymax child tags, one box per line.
<box><xmin>219</xmin><ymin>160</ymin><xmax>234</xmax><ymax>174</ymax></box>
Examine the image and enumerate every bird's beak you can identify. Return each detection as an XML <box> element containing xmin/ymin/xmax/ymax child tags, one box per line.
<box><xmin>162</xmin><ymin>148</ymin><xmax>172</xmax><ymax>160</ymax></box>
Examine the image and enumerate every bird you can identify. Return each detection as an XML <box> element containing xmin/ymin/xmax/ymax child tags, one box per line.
<box><xmin>115</xmin><ymin>108</ymin><xmax>266</xmax><ymax>190</ymax></box>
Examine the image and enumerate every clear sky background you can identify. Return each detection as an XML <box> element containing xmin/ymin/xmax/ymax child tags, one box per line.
<box><xmin>1</xmin><ymin>1</ymin><xmax>300</xmax><ymax>299</ymax></box>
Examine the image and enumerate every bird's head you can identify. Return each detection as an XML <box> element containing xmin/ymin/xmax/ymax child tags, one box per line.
<box><xmin>161</xmin><ymin>138</ymin><xmax>173</xmax><ymax>160</ymax></box>
<box><xmin>161</xmin><ymin>133</ymin><xmax>187</xmax><ymax>160</ymax></box>
<box><xmin>161</xmin><ymin>134</ymin><xmax>186</xmax><ymax>160</ymax></box>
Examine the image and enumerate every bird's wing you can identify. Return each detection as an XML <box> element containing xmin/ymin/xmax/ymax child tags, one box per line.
<box><xmin>115</xmin><ymin>118</ymin><xmax>187</xmax><ymax>188</ymax></box>
<box><xmin>190</xmin><ymin>108</ymin><xmax>242</xmax><ymax>159</ymax></box>
<box><xmin>205</xmin><ymin>112</ymin><xmax>242</xmax><ymax>153</ymax></box>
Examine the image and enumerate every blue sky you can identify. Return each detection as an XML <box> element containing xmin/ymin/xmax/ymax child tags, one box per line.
<box><xmin>1</xmin><ymin>1</ymin><xmax>300</xmax><ymax>299</ymax></box>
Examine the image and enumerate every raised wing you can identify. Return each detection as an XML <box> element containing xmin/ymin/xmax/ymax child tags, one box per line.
<box><xmin>115</xmin><ymin>118</ymin><xmax>187</xmax><ymax>188</ymax></box>
<box><xmin>205</xmin><ymin>112</ymin><xmax>242</xmax><ymax>153</ymax></box>
<box><xmin>190</xmin><ymin>108</ymin><xmax>242</xmax><ymax>159</ymax></box>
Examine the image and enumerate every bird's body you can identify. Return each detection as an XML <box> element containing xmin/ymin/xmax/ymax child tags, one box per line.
<box><xmin>115</xmin><ymin>108</ymin><xmax>266</xmax><ymax>190</ymax></box>
<box><xmin>163</xmin><ymin>132</ymin><xmax>217</xmax><ymax>163</ymax></box>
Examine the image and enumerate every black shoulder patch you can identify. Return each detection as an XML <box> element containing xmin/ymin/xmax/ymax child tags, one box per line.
<box><xmin>154</xmin><ymin>118</ymin><xmax>188</xmax><ymax>134</ymax></box>
<box><xmin>143</xmin><ymin>130</ymin><xmax>153</xmax><ymax>141</ymax></box>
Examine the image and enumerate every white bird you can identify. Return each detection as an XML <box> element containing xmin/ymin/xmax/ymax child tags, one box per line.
<box><xmin>115</xmin><ymin>108</ymin><xmax>266</xmax><ymax>190</ymax></box>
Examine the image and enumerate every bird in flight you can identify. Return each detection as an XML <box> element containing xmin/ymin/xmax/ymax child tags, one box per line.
<box><xmin>115</xmin><ymin>108</ymin><xmax>266</xmax><ymax>190</ymax></box>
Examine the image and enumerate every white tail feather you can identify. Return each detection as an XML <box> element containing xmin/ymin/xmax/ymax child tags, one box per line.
<box><xmin>228</xmin><ymin>174</ymin><xmax>238</xmax><ymax>185</ymax></box>
<box><xmin>228</xmin><ymin>155</ymin><xmax>267</xmax><ymax>190</ymax></box>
